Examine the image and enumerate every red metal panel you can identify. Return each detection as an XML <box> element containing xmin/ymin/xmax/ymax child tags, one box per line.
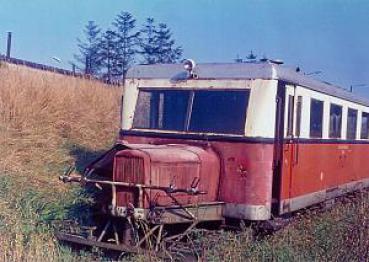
<box><xmin>120</xmin><ymin>135</ymin><xmax>274</xmax><ymax>208</ymax></box>
<box><xmin>150</xmin><ymin>162</ymin><xmax>201</xmax><ymax>206</ymax></box>
<box><xmin>112</xmin><ymin>143</ymin><xmax>221</xmax><ymax>208</ymax></box>
<box><xmin>281</xmin><ymin>143</ymin><xmax>369</xmax><ymax>201</ymax></box>
<box><xmin>217</xmin><ymin>143</ymin><xmax>274</xmax><ymax>206</ymax></box>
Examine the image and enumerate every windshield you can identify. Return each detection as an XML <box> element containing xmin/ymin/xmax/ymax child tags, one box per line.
<box><xmin>133</xmin><ymin>89</ymin><xmax>250</xmax><ymax>135</ymax></box>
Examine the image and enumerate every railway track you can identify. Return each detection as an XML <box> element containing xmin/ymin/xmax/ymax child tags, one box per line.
<box><xmin>56</xmin><ymin>187</ymin><xmax>369</xmax><ymax>260</ymax></box>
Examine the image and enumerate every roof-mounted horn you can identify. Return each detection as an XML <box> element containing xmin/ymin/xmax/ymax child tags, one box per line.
<box><xmin>183</xmin><ymin>59</ymin><xmax>198</xmax><ymax>79</ymax></box>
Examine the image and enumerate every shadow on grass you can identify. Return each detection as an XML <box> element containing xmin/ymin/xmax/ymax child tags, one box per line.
<box><xmin>59</xmin><ymin>143</ymin><xmax>113</xmax><ymax>227</ymax></box>
<box><xmin>67</xmin><ymin>143</ymin><xmax>108</xmax><ymax>174</ymax></box>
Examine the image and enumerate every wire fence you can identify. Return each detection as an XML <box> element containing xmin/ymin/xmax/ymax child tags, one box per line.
<box><xmin>0</xmin><ymin>55</ymin><xmax>120</xmax><ymax>85</ymax></box>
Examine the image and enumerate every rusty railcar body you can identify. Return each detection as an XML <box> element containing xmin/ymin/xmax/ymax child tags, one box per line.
<box><xmin>59</xmin><ymin>60</ymin><xmax>369</xmax><ymax>253</ymax></box>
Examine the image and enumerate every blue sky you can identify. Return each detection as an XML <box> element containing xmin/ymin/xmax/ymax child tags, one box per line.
<box><xmin>1</xmin><ymin>0</ymin><xmax>369</xmax><ymax>96</ymax></box>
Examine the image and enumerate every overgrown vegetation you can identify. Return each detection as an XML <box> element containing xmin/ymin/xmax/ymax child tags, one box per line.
<box><xmin>193</xmin><ymin>191</ymin><xmax>369</xmax><ymax>261</ymax></box>
<box><xmin>1</xmin><ymin>63</ymin><xmax>369</xmax><ymax>261</ymax></box>
<box><xmin>0</xmin><ymin>63</ymin><xmax>120</xmax><ymax>260</ymax></box>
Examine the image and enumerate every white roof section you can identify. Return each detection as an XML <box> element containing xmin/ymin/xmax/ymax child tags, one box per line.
<box><xmin>126</xmin><ymin>62</ymin><xmax>369</xmax><ymax>107</ymax></box>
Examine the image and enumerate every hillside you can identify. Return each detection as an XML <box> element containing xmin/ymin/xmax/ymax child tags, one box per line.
<box><xmin>0</xmin><ymin>62</ymin><xmax>120</xmax><ymax>260</ymax></box>
<box><xmin>0</xmin><ymin>61</ymin><xmax>368</xmax><ymax>261</ymax></box>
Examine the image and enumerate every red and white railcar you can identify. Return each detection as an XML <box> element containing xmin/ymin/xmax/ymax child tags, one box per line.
<box><xmin>59</xmin><ymin>60</ymin><xmax>369</xmax><ymax>251</ymax></box>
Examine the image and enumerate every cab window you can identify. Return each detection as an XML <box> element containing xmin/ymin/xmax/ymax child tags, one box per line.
<box><xmin>189</xmin><ymin>90</ymin><xmax>249</xmax><ymax>134</ymax></box>
<box><xmin>133</xmin><ymin>89</ymin><xmax>250</xmax><ymax>135</ymax></box>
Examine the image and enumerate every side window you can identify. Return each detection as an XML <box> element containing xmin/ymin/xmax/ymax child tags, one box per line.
<box><xmin>347</xmin><ymin>108</ymin><xmax>357</xmax><ymax>140</ymax></box>
<box><xmin>310</xmin><ymin>98</ymin><xmax>324</xmax><ymax>138</ymax></box>
<box><xmin>329</xmin><ymin>103</ymin><xmax>342</xmax><ymax>138</ymax></box>
<box><xmin>295</xmin><ymin>96</ymin><xmax>303</xmax><ymax>137</ymax></box>
<box><xmin>361</xmin><ymin>112</ymin><xmax>369</xmax><ymax>139</ymax></box>
<box><xmin>287</xmin><ymin>95</ymin><xmax>294</xmax><ymax>136</ymax></box>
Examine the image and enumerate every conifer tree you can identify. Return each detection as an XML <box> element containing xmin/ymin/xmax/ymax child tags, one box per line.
<box><xmin>140</xmin><ymin>19</ymin><xmax>183</xmax><ymax>64</ymax></box>
<box><xmin>99</xmin><ymin>30</ymin><xmax>119</xmax><ymax>83</ymax></box>
<box><xmin>74</xmin><ymin>13</ymin><xmax>184</xmax><ymax>80</ymax></box>
<box><xmin>113</xmin><ymin>11</ymin><xmax>140</xmax><ymax>81</ymax></box>
<box><xmin>74</xmin><ymin>21</ymin><xmax>102</xmax><ymax>75</ymax></box>
<box><xmin>140</xmin><ymin>18</ymin><xmax>157</xmax><ymax>64</ymax></box>
<box><xmin>154</xmin><ymin>23</ymin><xmax>183</xmax><ymax>64</ymax></box>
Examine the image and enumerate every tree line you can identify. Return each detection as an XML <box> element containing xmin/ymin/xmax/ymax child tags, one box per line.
<box><xmin>74</xmin><ymin>11</ymin><xmax>183</xmax><ymax>83</ymax></box>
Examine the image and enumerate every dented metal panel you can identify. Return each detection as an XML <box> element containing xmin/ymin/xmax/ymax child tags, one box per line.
<box><xmin>120</xmin><ymin>134</ymin><xmax>274</xmax><ymax>220</ymax></box>
<box><xmin>112</xmin><ymin>143</ymin><xmax>220</xmax><ymax>209</ymax></box>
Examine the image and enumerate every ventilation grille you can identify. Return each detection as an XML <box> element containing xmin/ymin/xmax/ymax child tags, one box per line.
<box><xmin>114</xmin><ymin>156</ymin><xmax>145</xmax><ymax>207</ymax></box>
<box><xmin>114</xmin><ymin>156</ymin><xmax>144</xmax><ymax>183</ymax></box>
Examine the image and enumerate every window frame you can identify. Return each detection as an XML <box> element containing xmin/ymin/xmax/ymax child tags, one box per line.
<box><xmin>329</xmin><ymin>103</ymin><xmax>343</xmax><ymax>139</ymax></box>
<box><xmin>309</xmin><ymin>98</ymin><xmax>324</xmax><ymax>138</ymax></box>
<box><xmin>132</xmin><ymin>88</ymin><xmax>251</xmax><ymax>135</ymax></box>
<box><xmin>188</xmin><ymin>89</ymin><xmax>250</xmax><ymax>135</ymax></box>
<box><xmin>295</xmin><ymin>96</ymin><xmax>303</xmax><ymax>137</ymax></box>
<box><xmin>346</xmin><ymin>108</ymin><xmax>358</xmax><ymax>140</ymax></box>
<box><xmin>361</xmin><ymin>112</ymin><xmax>369</xmax><ymax>139</ymax></box>
<box><xmin>133</xmin><ymin>89</ymin><xmax>191</xmax><ymax>131</ymax></box>
<box><xmin>286</xmin><ymin>95</ymin><xmax>294</xmax><ymax>137</ymax></box>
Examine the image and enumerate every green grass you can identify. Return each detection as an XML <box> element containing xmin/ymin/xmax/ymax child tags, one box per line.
<box><xmin>0</xmin><ymin>171</ymin><xmax>92</xmax><ymax>261</ymax></box>
<box><xmin>192</xmin><ymin>192</ymin><xmax>369</xmax><ymax>261</ymax></box>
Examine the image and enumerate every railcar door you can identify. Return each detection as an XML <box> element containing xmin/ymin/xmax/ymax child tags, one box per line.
<box><xmin>280</xmin><ymin>85</ymin><xmax>325</xmax><ymax>214</ymax></box>
<box><xmin>280</xmin><ymin>84</ymin><xmax>303</xmax><ymax>212</ymax></box>
<box><xmin>281</xmin><ymin>85</ymin><xmax>296</xmax><ymax>200</ymax></box>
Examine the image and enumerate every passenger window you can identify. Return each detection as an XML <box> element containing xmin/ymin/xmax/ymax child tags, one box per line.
<box><xmin>347</xmin><ymin>108</ymin><xmax>357</xmax><ymax>140</ymax></box>
<box><xmin>295</xmin><ymin>96</ymin><xmax>302</xmax><ymax>137</ymax></box>
<box><xmin>361</xmin><ymin>112</ymin><xmax>369</xmax><ymax>139</ymax></box>
<box><xmin>310</xmin><ymin>98</ymin><xmax>324</xmax><ymax>138</ymax></box>
<box><xmin>329</xmin><ymin>103</ymin><xmax>342</xmax><ymax>138</ymax></box>
<box><xmin>287</xmin><ymin>95</ymin><xmax>294</xmax><ymax>136</ymax></box>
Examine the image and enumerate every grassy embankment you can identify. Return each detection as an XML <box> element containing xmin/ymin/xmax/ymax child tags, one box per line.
<box><xmin>0</xmin><ymin>62</ymin><xmax>120</xmax><ymax>261</ymax></box>
<box><xmin>0</xmin><ymin>62</ymin><xmax>368</xmax><ymax>261</ymax></box>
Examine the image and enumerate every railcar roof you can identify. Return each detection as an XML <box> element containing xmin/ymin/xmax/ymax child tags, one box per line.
<box><xmin>126</xmin><ymin>62</ymin><xmax>369</xmax><ymax>107</ymax></box>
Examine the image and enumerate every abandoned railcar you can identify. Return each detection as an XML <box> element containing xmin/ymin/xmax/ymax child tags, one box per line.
<box><xmin>59</xmin><ymin>60</ymin><xmax>369</xmax><ymax>253</ymax></box>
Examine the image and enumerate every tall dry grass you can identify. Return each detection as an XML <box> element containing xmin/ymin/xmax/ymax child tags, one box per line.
<box><xmin>0</xmin><ymin>62</ymin><xmax>121</xmax><ymax>261</ymax></box>
<box><xmin>0</xmin><ymin>62</ymin><xmax>120</xmax><ymax>180</ymax></box>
